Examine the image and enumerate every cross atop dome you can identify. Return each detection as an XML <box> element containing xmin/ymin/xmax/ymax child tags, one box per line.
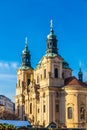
<box><xmin>50</xmin><ymin>19</ymin><xmax>53</xmax><ymax>29</ymax></box>
<box><xmin>25</xmin><ymin>36</ymin><xmax>28</xmax><ymax>48</ymax></box>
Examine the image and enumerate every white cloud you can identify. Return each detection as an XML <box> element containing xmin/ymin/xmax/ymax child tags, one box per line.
<box><xmin>0</xmin><ymin>61</ymin><xmax>19</xmax><ymax>81</ymax></box>
<box><xmin>0</xmin><ymin>62</ymin><xmax>9</xmax><ymax>69</ymax></box>
<box><xmin>0</xmin><ymin>62</ymin><xmax>3</xmax><ymax>67</ymax></box>
<box><xmin>0</xmin><ymin>61</ymin><xmax>19</xmax><ymax>70</ymax></box>
<box><xmin>0</xmin><ymin>63</ymin><xmax>19</xmax><ymax>102</ymax></box>
<box><xmin>4</xmin><ymin>63</ymin><xmax>9</xmax><ymax>69</ymax></box>
<box><xmin>11</xmin><ymin>62</ymin><xmax>18</xmax><ymax>69</ymax></box>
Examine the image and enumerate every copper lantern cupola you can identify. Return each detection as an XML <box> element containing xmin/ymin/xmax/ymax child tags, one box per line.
<box><xmin>22</xmin><ymin>37</ymin><xmax>31</xmax><ymax>67</ymax></box>
<box><xmin>46</xmin><ymin>20</ymin><xmax>58</xmax><ymax>54</ymax></box>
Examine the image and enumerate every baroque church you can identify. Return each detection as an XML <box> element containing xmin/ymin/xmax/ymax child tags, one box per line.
<box><xmin>15</xmin><ymin>21</ymin><xmax>87</xmax><ymax>128</ymax></box>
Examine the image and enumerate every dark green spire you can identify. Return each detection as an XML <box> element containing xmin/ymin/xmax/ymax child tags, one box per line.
<box><xmin>78</xmin><ymin>66</ymin><xmax>83</xmax><ymax>82</ymax></box>
<box><xmin>46</xmin><ymin>20</ymin><xmax>58</xmax><ymax>54</ymax></box>
<box><xmin>22</xmin><ymin>37</ymin><xmax>31</xmax><ymax>67</ymax></box>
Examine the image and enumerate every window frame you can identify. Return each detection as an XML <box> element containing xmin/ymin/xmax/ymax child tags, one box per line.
<box><xmin>44</xmin><ymin>69</ymin><xmax>46</xmax><ymax>79</ymax></box>
<box><xmin>54</xmin><ymin>68</ymin><xmax>58</xmax><ymax>78</ymax></box>
<box><xmin>67</xmin><ymin>107</ymin><xmax>73</xmax><ymax>119</ymax></box>
<box><xmin>43</xmin><ymin>105</ymin><xmax>46</xmax><ymax>113</ymax></box>
<box><xmin>30</xmin><ymin>103</ymin><xmax>32</xmax><ymax>114</ymax></box>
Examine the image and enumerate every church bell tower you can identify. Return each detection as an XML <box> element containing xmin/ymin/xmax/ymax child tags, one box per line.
<box><xmin>15</xmin><ymin>37</ymin><xmax>33</xmax><ymax>120</ymax></box>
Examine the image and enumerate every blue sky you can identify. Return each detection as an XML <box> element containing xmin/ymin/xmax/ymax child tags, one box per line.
<box><xmin>0</xmin><ymin>0</ymin><xmax>87</xmax><ymax>102</ymax></box>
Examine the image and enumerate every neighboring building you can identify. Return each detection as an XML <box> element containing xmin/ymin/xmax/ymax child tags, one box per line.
<box><xmin>15</xmin><ymin>21</ymin><xmax>87</xmax><ymax>128</ymax></box>
<box><xmin>0</xmin><ymin>95</ymin><xmax>15</xmax><ymax>113</ymax></box>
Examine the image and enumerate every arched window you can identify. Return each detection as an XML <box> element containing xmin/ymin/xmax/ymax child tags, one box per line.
<box><xmin>44</xmin><ymin>69</ymin><xmax>46</xmax><ymax>78</ymax></box>
<box><xmin>37</xmin><ymin>76</ymin><xmax>39</xmax><ymax>83</ymax></box>
<box><xmin>43</xmin><ymin>92</ymin><xmax>45</xmax><ymax>98</ymax></box>
<box><xmin>27</xmin><ymin>79</ymin><xmax>30</xmax><ymax>85</ymax></box>
<box><xmin>43</xmin><ymin>105</ymin><xmax>46</xmax><ymax>113</ymax></box>
<box><xmin>19</xmin><ymin>80</ymin><xmax>20</xmax><ymax>86</ymax></box>
<box><xmin>40</xmin><ymin>74</ymin><xmax>42</xmax><ymax>80</ymax></box>
<box><xmin>30</xmin><ymin>103</ymin><xmax>32</xmax><ymax>114</ymax></box>
<box><xmin>50</xmin><ymin>42</ymin><xmax>52</xmax><ymax>46</ymax></box>
<box><xmin>56</xmin><ymin>104</ymin><xmax>59</xmax><ymax>112</ymax></box>
<box><xmin>68</xmin><ymin>107</ymin><xmax>72</xmax><ymax>119</ymax></box>
<box><xmin>54</xmin><ymin>68</ymin><xmax>58</xmax><ymax>78</ymax></box>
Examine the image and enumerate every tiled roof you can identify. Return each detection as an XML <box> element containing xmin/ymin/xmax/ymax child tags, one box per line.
<box><xmin>64</xmin><ymin>76</ymin><xmax>86</xmax><ymax>86</ymax></box>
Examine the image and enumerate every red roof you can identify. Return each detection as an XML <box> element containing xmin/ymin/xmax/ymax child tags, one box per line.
<box><xmin>64</xmin><ymin>76</ymin><xmax>85</xmax><ymax>86</ymax></box>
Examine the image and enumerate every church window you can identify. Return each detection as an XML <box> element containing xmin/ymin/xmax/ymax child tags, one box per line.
<box><xmin>22</xmin><ymin>81</ymin><xmax>24</xmax><ymax>87</ymax></box>
<box><xmin>40</xmin><ymin>74</ymin><xmax>42</xmax><ymax>80</ymax></box>
<box><xmin>44</xmin><ymin>69</ymin><xmax>46</xmax><ymax>78</ymax></box>
<box><xmin>38</xmin><ymin>108</ymin><xmax>40</xmax><ymax>113</ymax></box>
<box><xmin>27</xmin><ymin>79</ymin><xmax>30</xmax><ymax>85</ymax></box>
<box><xmin>56</xmin><ymin>104</ymin><xmax>59</xmax><ymax>112</ymax></box>
<box><xmin>43</xmin><ymin>105</ymin><xmax>46</xmax><ymax>113</ymax></box>
<box><xmin>43</xmin><ymin>92</ymin><xmax>45</xmax><ymax>98</ymax></box>
<box><xmin>37</xmin><ymin>76</ymin><xmax>39</xmax><ymax>83</ymax></box>
<box><xmin>54</xmin><ymin>68</ymin><xmax>58</xmax><ymax>78</ymax></box>
<box><xmin>30</xmin><ymin>103</ymin><xmax>32</xmax><ymax>114</ymax></box>
<box><xmin>68</xmin><ymin>107</ymin><xmax>72</xmax><ymax>119</ymax></box>
<box><xmin>43</xmin><ymin>120</ymin><xmax>45</xmax><ymax>126</ymax></box>
<box><xmin>50</xmin><ymin>42</ymin><xmax>52</xmax><ymax>46</ymax></box>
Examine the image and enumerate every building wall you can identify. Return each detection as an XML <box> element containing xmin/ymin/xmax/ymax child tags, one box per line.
<box><xmin>61</xmin><ymin>87</ymin><xmax>87</xmax><ymax>128</ymax></box>
<box><xmin>0</xmin><ymin>95</ymin><xmax>14</xmax><ymax>113</ymax></box>
<box><xmin>15</xmin><ymin>53</ymin><xmax>87</xmax><ymax>128</ymax></box>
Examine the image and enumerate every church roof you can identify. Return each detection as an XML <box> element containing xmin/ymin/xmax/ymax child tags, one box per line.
<box><xmin>18</xmin><ymin>66</ymin><xmax>33</xmax><ymax>70</ymax></box>
<box><xmin>36</xmin><ymin>53</ymin><xmax>63</xmax><ymax>69</ymax></box>
<box><xmin>62</xmin><ymin>59</ymin><xmax>72</xmax><ymax>70</ymax></box>
<box><xmin>64</xmin><ymin>76</ymin><xmax>87</xmax><ymax>87</ymax></box>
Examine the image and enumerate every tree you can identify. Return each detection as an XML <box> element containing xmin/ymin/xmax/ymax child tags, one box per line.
<box><xmin>0</xmin><ymin>109</ymin><xmax>20</xmax><ymax>120</ymax></box>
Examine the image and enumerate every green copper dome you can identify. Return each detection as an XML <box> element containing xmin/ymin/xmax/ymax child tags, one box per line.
<box><xmin>62</xmin><ymin>60</ymin><xmax>69</xmax><ymax>69</ymax></box>
<box><xmin>21</xmin><ymin>37</ymin><xmax>31</xmax><ymax>68</ymax></box>
<box><xmin>47</xmin><ymin>28</ymin><xmax>56</xmax><ymax>39</ymax></box>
